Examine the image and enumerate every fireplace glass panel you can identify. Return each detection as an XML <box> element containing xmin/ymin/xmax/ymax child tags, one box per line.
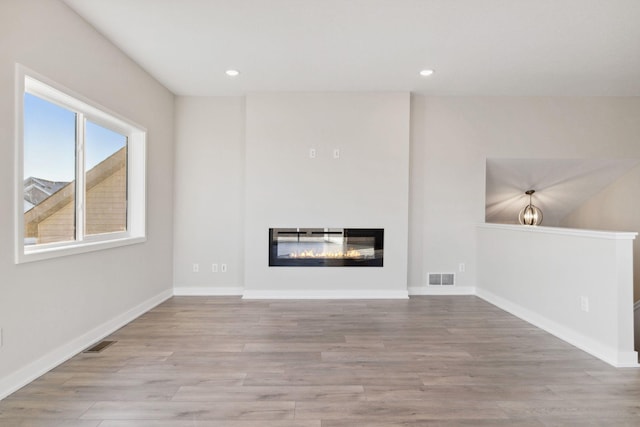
<box><xmin>269</xmin><ymin>228</ymin><xmax>383</xmax><ymax>267</ymax></box>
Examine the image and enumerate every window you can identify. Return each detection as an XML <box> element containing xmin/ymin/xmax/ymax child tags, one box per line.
<box><xmin>16</xmin><ymin>66</ymin><xmax>146</xmax><ymax>263</ymax></box>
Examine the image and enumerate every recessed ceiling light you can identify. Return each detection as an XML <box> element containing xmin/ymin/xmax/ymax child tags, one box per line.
<box><xmin>419</xmin><ymin>69</ymin><xmax>434</xmax><ymax>77</ymax></box>
<box><xmin>225</xmin><ymin>69</ymin><xmax>240</xmax><ymax>77</ymax></box>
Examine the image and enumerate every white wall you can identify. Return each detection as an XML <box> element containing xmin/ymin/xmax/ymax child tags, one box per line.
<box><xmin>0</xmin><ymin>0</ymin><xmax>175</xmax><ymax>398</ymax></box>
<box><xmin>173</xmin><ymin>95</ymin><xmax>640</xmax><ymax>298</ymax></box>
<box><xmin>636</xmin><ymin>302</ymin><xmax>640</xmax><ymax>353</ymax></box>
<box><xmin>243</xmin><ymin>93</ymin><xmax>410</xmax><ymax>298</ymax></box>
<box><xmin>173</xmin><ymin>97</ymin><xmax>245</xmax><ymax>295</ymax></box>
<box><xmin>408</xmin><ymin>96</ymin><xmax>640</xmax><ymax>292</ymax></box>
<box><xmin>477</xmin><ymin>224</ymin><xmax>637</xmax><ymax>367</ymax></box>
<box><xmin>561</xmin><ymin>167</ymin><xmax>640</xmax><ymax>301</ymax></box>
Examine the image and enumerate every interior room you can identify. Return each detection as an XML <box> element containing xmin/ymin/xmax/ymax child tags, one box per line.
<box><xmin>2</xmin><ymin>0</ymin><xmax>640</xmax><ymax>424</ymax></box>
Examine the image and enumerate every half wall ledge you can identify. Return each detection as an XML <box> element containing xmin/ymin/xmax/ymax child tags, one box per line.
<box><xmin>479</xmin><ymin>222</ymin><xmax>638</xmax><ymax>240</ymax></box>
<box><xmin>477</xmin><ymin>223</ymin><xmax>638</xmax><ymax>368</ymax></box>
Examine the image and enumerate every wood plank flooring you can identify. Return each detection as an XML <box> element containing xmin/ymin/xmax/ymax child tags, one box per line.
<box><xmin>2</xmin><ymin>296</ymin><xmax>640</xmax><ymax>426</ymax></box>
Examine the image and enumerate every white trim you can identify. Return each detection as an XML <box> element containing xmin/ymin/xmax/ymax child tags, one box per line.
<box><xmin>0</xmin><ymin>289</ymin><xmax>173</xmax><ymax>401</ymax></box>
<box><xmin>14</xmin><ymin>63</ymin><xmax>26</xmax><ymax>264</ymax></box>
<box><xmin>76</xmin><ymin>113</ymin><xmax>86</xmax><ymax>243</ymax></box>
<box><xmin>17</xmin><ymin>236</ymin><xmax>147</xmax><ymax>263</ymax></box>
<box><xmin>478</xmin><ymin>223</ymin><xmax>638</xmax><ymax>240</ymax></box>
<box><xmin>242</xmin><ymin>289</ymin><xmax>409</xmax><ymax>300</ymax></box>
<box><xmin>173</xmin><ymin>286</ymin><xmax>244</xmax><ymax>296</ymax></box>
<box><xmin>476</xmin><ymin>288</ymin><xmax>639</xmax><ymax>368</ymax></box>
<box><xmin>408</xmin><ymin>285</ymin><xmax>476</xmax><ymax>296</ymax></box>
<box><xmin>23</xmin><ymin>70</ymin><xmax>144</xmax><ymax>135</ymax></box>
<box><xmin>127</xmin><ymin>131</ymin><xmax>147</xmax><ymax>239</ymax></box>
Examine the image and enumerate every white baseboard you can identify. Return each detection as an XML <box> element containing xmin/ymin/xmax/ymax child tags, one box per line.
<box><xmin>0</xmin><ymin>288</ymin><xmax>173</xmax><ymax>400</ymax></box>
<box><xmin>476</xmin><ymin>288</ymin><xmax>639</xmax><ymax>368</ymax></box>
<box><xmin>173</xmin><ymin>286</ymin><xmax>243</xmax><ymax>296</ymax></box>
<box><xmin>408</xmin><ymin>285</ymin><xmax>476</xmax><ymax>296</ymax></box>
<box><xmin>242</xmin><ymin>289</ymin><xmax>409</xmax><ymax>299</ymax></box>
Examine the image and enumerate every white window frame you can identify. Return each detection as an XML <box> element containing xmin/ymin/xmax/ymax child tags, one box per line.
<box><xmin>15</xmin><ymin>64</ymin><xmax>147</xmax><ymax>264</ymax></box>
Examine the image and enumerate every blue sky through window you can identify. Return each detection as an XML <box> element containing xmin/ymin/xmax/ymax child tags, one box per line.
<box><xmin>24</xmin><ymin>93</ymin><xmax>126</xmax><ymax>182</ymax></box>
<box><xmin>24</xmin><ymin>93</ymin><xmax>75</xmax><ymax>181</ymax></box>
<box><xmin>86</xmin><ymin>120</ymin><xmax>127</xmax><ymax>171</ymax></box>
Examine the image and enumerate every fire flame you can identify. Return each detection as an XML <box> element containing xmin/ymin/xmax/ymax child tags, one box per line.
<box><xmin>289</xmin><ymin>249</ymin><xmax>363</xmax><ymax>259</ymax></box>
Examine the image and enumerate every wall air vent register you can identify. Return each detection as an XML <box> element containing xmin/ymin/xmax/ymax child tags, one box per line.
<box><xmin>428</xmin><ymin>273</ymin><xmax>455</xmax><ymax>286</ymax></box>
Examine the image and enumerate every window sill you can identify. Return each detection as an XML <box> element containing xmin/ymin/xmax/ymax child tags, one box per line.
<box><xmin>16</xmin><ymin>236</ymin><xmax>146</xmax><ymax>264</ymax></box>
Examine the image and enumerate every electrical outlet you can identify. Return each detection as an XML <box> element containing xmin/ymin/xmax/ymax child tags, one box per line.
<box><xmin>459</xmin><ymin>263</ymin><xmax>465</xmax><ymax>272</ymax></box>
<box><xmin>580</xmin><ymin>296</ymin><xmax>589</xmax><ymax>312</ymax></box>
<box><xmin>309</xmin><ymin>148</ymin><xmax>316</xmax><ymax>159</ymax></box>
<box><xmin>221</xmin><ymin>263</ymin><xmax>227</xmax><ymax>273</ymax></box>
<box><xmin>333</xmin><ymin>148</ymin><xmax>340</xmax><ymax>159</ymax></box>
<box><xmin>212</xmin><ymin>263</ymin><xmax>218</xmax><ymax>273</ymax></box>
<box><xmin>192</xmin><ymin>263</ymin><xmax>199</xmax><ymax>273</ymax></box>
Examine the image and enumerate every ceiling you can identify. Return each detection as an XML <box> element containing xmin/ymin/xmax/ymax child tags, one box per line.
<box><xmin>485</xmin><ymin>158</ymin><xmax>639</xmax><ymax>226</ymax></box>
<box><xmin>62</xmin><ymin>0</ymin><xmax>640</xmax><ymax>96</ymax></box>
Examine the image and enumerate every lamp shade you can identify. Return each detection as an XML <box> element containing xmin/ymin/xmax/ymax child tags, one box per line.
<box><xmin>518</xmin><ymin>190</ymin><xmax>543</xmax><ymax>226</ymax></box>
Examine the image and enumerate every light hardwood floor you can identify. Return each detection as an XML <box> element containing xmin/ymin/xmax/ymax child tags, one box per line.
<box><xmin>2</xmin><ymin>296</ymin><xmax>640</xmax><ymax>426</ymax></box>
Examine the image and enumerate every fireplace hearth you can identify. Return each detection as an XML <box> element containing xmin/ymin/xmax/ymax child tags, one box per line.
<box><xmin>269</xmin><ymin>228</ymin><xmax>383</xmax><ymax>267</ymax></box>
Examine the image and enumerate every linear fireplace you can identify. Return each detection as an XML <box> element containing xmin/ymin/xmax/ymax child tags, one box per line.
<box><xmin>269</xmin><ymin>228</ymin><xmax>384</xmax><ymax>267</ymax></box>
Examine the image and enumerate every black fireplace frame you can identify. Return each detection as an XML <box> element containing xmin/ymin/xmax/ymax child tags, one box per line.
<box><xmin>269</xmin><ymin>228</ymin><xmax>384</xmax><ymax>267</ymax></box>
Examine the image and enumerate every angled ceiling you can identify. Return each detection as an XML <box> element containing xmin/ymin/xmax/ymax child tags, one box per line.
<box><xmin>62</xmin><ymin>0</ymin><xmax>640</xmax><ymax>96</ymax></box>
<box><xmin>485</xmin><ymin>158</ymin><xmax>639</xmax><ymax>226</ymax></box>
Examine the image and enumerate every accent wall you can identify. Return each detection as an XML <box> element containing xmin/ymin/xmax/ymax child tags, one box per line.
<box><xmin>243</xmin><ymin>93</ymin><xmax>410</xmax><ymax>298</ymax></box>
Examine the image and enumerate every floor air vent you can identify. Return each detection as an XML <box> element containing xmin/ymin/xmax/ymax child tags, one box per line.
<box><xmin>84</xmin><ymin>340</ymin><xmax>116</xmax><ymax>353</ymax></box>
<box><xmin>428</xmin><ymin>273</ymin><xmax>455</xmax><ymax>286</ymax></box>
